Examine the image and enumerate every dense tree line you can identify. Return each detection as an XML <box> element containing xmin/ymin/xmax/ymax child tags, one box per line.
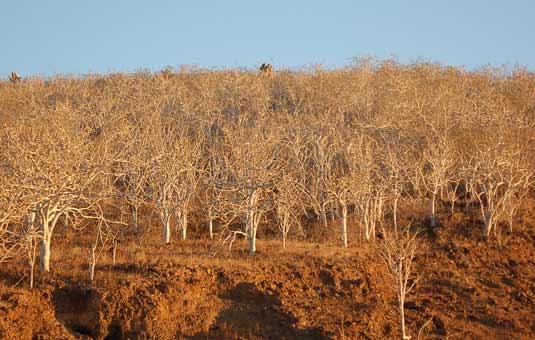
<box><xmin>1</xmin><ymin>60</ymin><xmax>534</xmax><ymax>273</ymax></box>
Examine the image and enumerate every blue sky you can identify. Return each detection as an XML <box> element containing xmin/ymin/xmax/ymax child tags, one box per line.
<box><xmin>2</xmin><ymin>1</ymin><xmax>534</xmax><ymax>77</ymax></box>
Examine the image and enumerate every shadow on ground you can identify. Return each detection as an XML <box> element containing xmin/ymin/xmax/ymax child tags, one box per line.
<box><xmin>189</xmin><ymin>282</ymin><xmax>329</xmax><ymax>340</ymax></box>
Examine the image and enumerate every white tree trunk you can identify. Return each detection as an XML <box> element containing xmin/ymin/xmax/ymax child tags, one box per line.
<box><xmin>181</xmin><ymin>212</ymin><xmax>187</xmax><ymax>240</ymax></box>
<box><xmin>89</xmin><ymin>243</ymin><xmax>96</xmax><ymax>284</ymax></box>
<box><xmin>39</xmin><ymin>221</ymin><xmax>52</xmax><ymax>272</ymax></box>
<box><xmin>131</xmin><ymin>205</ymin><xmax>139</xmax><ymax>229</ymax></box>
<box><xmin>29</xmin><ymin>261</ymin><xmax>35</xmax><ymax>288</ymax></box>
<box><xmin>112</xmin><ymin>239</ymin><xmax>118</xmax><ymax>265</ymax></box>
<box><xmin>363</xmin><ymin>206</ymin><xmax>371</xmax><ymax>241</ymax></box>
<box><xmin>393</xmin><ymin>197</ymin><xmax>398</xmax><ymax>233</ymax></box>
<box><xmin>363</xmin><ymin>197</ymin><xmax>374</xmax><ymax>241</ymax></box>
<box><xmin>430</xmin><ymin>191</ymin><xmax>437</xmax><ymax>228</ymax></box>
<box><xmin>209</xmin><ymin>219</ymin><xmax>214</xmax><ymax>240</ymax></box>
<box><xmin>399</xmin><ymin>280</ymin><xmax>408</xmax><ymax>339</ymax></box>
<box><xmin>319</xmin><ymin>190</ymin><xmax>327</xmax><ymax>228</ymax></box>
<box><xmin>246</xmin><ymin>209</ymin><xmax>257</xmax><ymax>254</ymax></box>
<box><xmin>40</xmin><ymin>238</ymin><xmax>51</xmax><ymax>272</ymax></box>
<box><xmin>279</xmin><ymin>210</ymin><xmax>290</xmax><ymax>249</ymax></box>
<box><xmin>484</xmin><ymin>210</ymin><xmax>493</xmax><ymax>236</ymax></box>
<box><xmin>248</xmin><ymin>227</ymin><xmax>257</xmax><ymax>254</ymax></box>
<box><xmin>163</xmin><ymin>214</ymin><xmax>171</xmax><ymax>244</ymax></box>
<box><xmin>25</xmin><ymin>211</ymin><xmax>37</xmax><ymax>287</ymax></box>
<box><xmin>320</xmin><ymin>208</ymin><xmax>328</xmax><ymax>229</ymax></box>
<box><xmin>208</xmin><ymin>209</ymin><xmax>214</xmax><ymax>240</ymax></box>
<box><xmin>37</xmin><ymin>206</ymin><xmax>62</xmax><ymax>272</ymax></box>
<box><xmin>341</xmin><ymin>203</ymin><xmax>348</xmax><ymax>248</ymax></box>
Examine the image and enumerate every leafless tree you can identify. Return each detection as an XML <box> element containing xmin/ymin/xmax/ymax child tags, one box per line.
<box><xmin>468</xmin><ymin>142</ymin><xmax>531</xmax><ymax>236</ymax></box>
<box><xmin>274</xmin><ymin>170</ymin><xmax>302</xmax><ymax>249</ymax></box>
<box><xmin>217</xmin><ymin>121</ymin><xmax>280</xmax><ymax>254</ymax></box>
<box><xmin>20</xmin><ymin>210</ymin><xmax>42</xmax><ymax>288</ymax></box>
<box><xmin>114</xmin><ymin>139</ymin><xmax>154</xmax><ymax>232</ymax></box>
<box><xmin>0</xmin><ymin>189</ymin><xmax>24</xmax><ymax>264</ymax></box>
<box><xmin>284</xmin><ymin>128</ymin><xmax>313</xmax><ymax>220</ymax></box>
<box><xmin>419</xmin><ymin>137</ymin><xmax>457</xmax><ymax>228</ymax></box>
<box><xmin>149</xmin><ymin>130</ymin><xmax>201</xmax><ymax>244</ymax></box>
<box><xmin>381</xmin><ymin>138</ymin><xmax>416</xmax><ymax>232</ymax></box>
<box><xmin>305</xmin><ymin>132</ymin><xmax>338</xmax><ymax>229</ymax></box>
<box><xmin>198</xmin><ymin>119</ymin><xmax>232</xmax><ymax>240</ymax></box>
<box><xmin>199</xmin><ymin>173</ymin><xmax>228</xmax><ymax>241</ymax></box>
<box><xmin>380</xmin><ymin>227</ymin><xmax>420</xmax><ymax>340</ymax></box>
<box><xmin>1</xmin><ymin>110</ymin><xmax>118</xmax><ymax>272</ymax></box>
<box><xmin>326</xmin><ymin>134</ymin><xmax>354</xmax><ymax>247</ymax></box>
<box><xmin>88</xmin><ymin>219</ymin><xmax>113</xmax><ymax>285</ymax></box>
<box><xmin>353</xmin><ymin>136</ymin><xmax>386</xmax><ymax>241</ymax></box>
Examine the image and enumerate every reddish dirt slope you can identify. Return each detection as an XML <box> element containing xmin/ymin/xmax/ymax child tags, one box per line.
<box><xmin>1</xmin><ymin>221</ymin><xmax>535</xmax><ymax>340</ymax></box>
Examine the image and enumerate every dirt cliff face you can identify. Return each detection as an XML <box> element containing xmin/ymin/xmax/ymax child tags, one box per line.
<box><xmin>1</xmin><ymin>220</ymin><xmax>535</xmax><ymax>340</ymax></box>
<box><xmin>1</xmin><ymin>254</ymin><xmax>378</xmax><ymax>340</ymax></box>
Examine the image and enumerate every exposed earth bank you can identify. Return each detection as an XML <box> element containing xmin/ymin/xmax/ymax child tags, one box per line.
<box><xmin>1</xmin><ymin>223</ymin><xmax>535</xmax><ymax>340</ymax></box>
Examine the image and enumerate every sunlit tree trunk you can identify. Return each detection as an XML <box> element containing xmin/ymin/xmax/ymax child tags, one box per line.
<box><xmin>161</xmin><ymin>211</ymin><xmax>172</xmax><ymax>244</ymax></box>
<box><xmin>393</xmin><ymin>196</ymin><xmax>399</xmax><ymax>233</ymax></box>
<box><xmin>246</xmin><ymin>208</ymin><xmax>257</xmax><ymax>254</ymax></box>
<box><xmin>341</xmin><ymin>201</ymin><xmax>348</xmax><ymax>248</ymax></box>
<box><xmin>131</xmin><ymin>205</ymin><xmax>139</xmax><ymax>230</ymax></box>
<box><xmin>247</xmin><ymin>199</ymin><xmax>255</xmax><ymax>254</ymax></box>
<box><xmin>39</xmin><ymin>227</ymin><xmax>52</xmax><ymax>272</ymax></box>
<box><xmin>89</xmin><ymin>242</ymin><xmax>96</xmax><ymax>284</ymax></box>
<box><xmin>37</xmin><ymin>204</ymin><xmax>61</xmax><ymax>273</ymax></box>
<box><xmin>207</xmin><ymin>207</ymin><xmax>214</xmax><ymax>240</ymax></box>
<box><xmin>430</xmin><ymin>190</ymin><xmax>437</xmax><ymax>228</ymax></box>
<box><xmin>181</xmin><ymin>211</ymin><xmax>188</xmax><ymax>240</ymax></box>
<box><xmin>248</xmin><ymin>228</ymin><xmax>257</xmax><ymax>254</ymax></box>
<box><xmin>399</xmin><ymin>273</ymin><xmax>408</xmax><ymax>340</ymax></box>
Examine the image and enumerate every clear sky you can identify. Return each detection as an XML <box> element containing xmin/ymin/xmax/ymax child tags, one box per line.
<box><xmin>2</xmin><ymin>0</ymin><xmax>534</xmax><ymax>77</ymax></box>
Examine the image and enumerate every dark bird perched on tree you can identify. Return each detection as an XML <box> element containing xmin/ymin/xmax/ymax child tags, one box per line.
<box><xmin>9</xmin><ymin>72</ymin><xmax>21</xmax><ymax>83</ymax></box>
<box><xmin>259</xmin><ymin>63</ymin><xmax>274</xmax><ymax>78</ymax></box>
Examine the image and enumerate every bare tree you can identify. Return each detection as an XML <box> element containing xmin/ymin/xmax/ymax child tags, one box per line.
<box><xmin>284</xmin><ymin>128</ymin><xmax>314</xmax><ymax>221</ymax></box>
<box><xmin>172</xmin><ymin>142</ymin><xmax>201</xmax><ymax>241</ymax></box>
<box><xmin>381</xmin><ymin>138</ymin><xmax>415</xmax><ymax>232</ymax></box>
<box><xmin>380</xmin><ymin>227</ymin><xmax>420</xmax><ymax>340</ymax></box>
<box><xmin>0</xmin><ymin>206</ymin><xmax>41</xmax><ymax>288</ymax></box>
<box><xmin>353</xmin><ymin>136</ymin><xmax>386</xmax><ymax>241</ymax></box>
<box><xmin>152</xmin><ymin>148</ymin><xmax>180</xmax><ymax>245</ymax></box>
<box><xmin>150</xmin><ymin>131</ymin><xmax>201</xmax><ymax>244</ymax></box>
<box><xmin>468</xmin><ymin>142</ymin><xmax>532</xmax><ymax>237</ymax></box>
<box><xmin>326</xmin><ymin>134</ymin><xmax>354</xmax><ymax>247</ymax></box>
<box><xmin>217</xmin><ymin>122</ymin><xmax>280</xmax><ymax>254</ymax></box>
<box><xmin>0</xmin><ymin>189</ymin><xmax>25</xmax><ymax>264</ymax></box>
<box><xmin>419</xmin><ymin>137</ymin><xmax>457</xmax><ymax>228</ymax></box>
<box><xmin>199</xmin><ymin>171</ymin><xmax>229</xmax><ymax>241</ymax></box>
<box><xmin>306</xmin><ymin>132</ymin><xmax>337</xmax><ymax>229</ymax></box>
<box><xmin>443</xmin><ymin>177</ymin><xmax>462</xmax><ymax>214</ymax></box>
<box><xmin>274</xmin><ymin>171</ymin><xmax>302</xmax><ymax>249</ymax></box>
<box><xmin>198</xmin><ymin>119</ymin><xmax>231</xmax><ymax>240</ymax></box>
<box><xmin>2</xmin><ymin>110</ymin><xmax>118</xmax><ymax>272</ymax></box>
<box><xmin>114</xmin><ymin>141</ymin><xmax>153</xmax><ymax>232</ymax></box>
<box><xmin>20</xmin><ymin>210</ymin><xmax>42</xmax><ymax>288</ymax></box>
